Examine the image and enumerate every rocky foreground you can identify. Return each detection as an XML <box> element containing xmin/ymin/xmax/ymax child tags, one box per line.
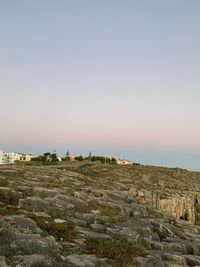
<box><xmin>0</xmin><ymin>162</ymin><xmax>200</xmax><ymax>266</ymax></box>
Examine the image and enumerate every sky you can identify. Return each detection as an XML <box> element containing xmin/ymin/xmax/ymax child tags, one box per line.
<box><xmin>0</xmin><ymin>0</ymin><xmax>200</xmax><ymax>170</ymax></box>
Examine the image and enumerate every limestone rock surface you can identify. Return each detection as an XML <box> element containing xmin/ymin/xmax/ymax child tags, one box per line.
<box><xmin>0</xmin><ymin>162</ymin><xmax>199</xmax><ymax>266</ymax></box>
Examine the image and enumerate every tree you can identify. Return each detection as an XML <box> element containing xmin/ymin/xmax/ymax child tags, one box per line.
<box><xmin>43</xmin><ymin>152</ymin><xmax>51</xmax><ymax>157</ymax></box>
<box><xmin>42</xmin><ymin>152</ymin><xmax>59</xmax><ymax>164</ymax></box>
<box><xmin>51</xmin><ymin>153</ymin><xmax>59</xmax><ymax>162</ymax></box>
<box><xmin>43</xmin><ymin>152</ymin><xmax>51</xmax><ymax>162</ymax></box>
<box><xmin>74</xmin><ymin>155</ymin><xmax>84</xmax><ymax>161</ymax></box>
<box><xmin>66</xmin><ymin>149</ymin><xmax>70</xmax><ymax>157</ymax></box>
<box><xmin>30</xmin><ymin>153</ymin><xmax>59</xmax><ymax>165</ymax></box>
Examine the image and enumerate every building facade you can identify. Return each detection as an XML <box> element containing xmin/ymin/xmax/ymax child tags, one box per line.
<box><xmin>0</xmin><ymin>150</ymin><xmax>4</xmax><ymax>165</ymax></box>
<box><xmin>0</xmin><ymin>150</ymin><xmax>36</xmax><ymax>165</ymax></box>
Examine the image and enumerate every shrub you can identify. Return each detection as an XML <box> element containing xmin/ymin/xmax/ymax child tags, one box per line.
<box><xmin>0</xmin><ymin>204</ymin><xmax>20</xmax><ymax>216</ymax></box>
<box><xmin>30</xmin><ymin>153</ymin><xmax>59</xmax><ymax>165</ymax></box>
<box><xmin>29</xmin><ymin>215</ymin><xmax>76</xmax><ymax>242</ymax></box>
<box><xmin>86</xmin><ymin>200</ymin><xmax>126</xmax><ymax>223</ymax></box>
<box><xmin>74</xmin><ymin>155</ymin><xmax>84</xmax><ymax>161</ymax></box>
<box><xmin>0</xmin><ymin>189</ymin><xmax>20</xmax><ymax>205</ymax></box>
<box><xmin>0</xmin><ymin>177</ymin><xmax>9</xmax><ymax>187</ymax></box>
<box><xmin>85</xmin><ymin>237</ymin><xmax>146</xmax><ymax>266</ymax></box>
<box><xmin>84</xmin><ymin>156</ymin><xmax>117</xmax><ymax>164</ymax></box>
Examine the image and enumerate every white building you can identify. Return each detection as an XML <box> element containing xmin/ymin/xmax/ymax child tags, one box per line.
<box><xmin>112</xmin><ymin>156</ymin><xmax>131</xmax><ymax>165</ymax></box>
<box><xmin>0</xmin><ymin>150</ymin><xmax>37</xmax><ymax>165</ymax></box>
<box><xmin>3</xmin><ymin>152</ymin><xmax>20</xmax><ymax>164</ymax></box>
<box><xmin>0</xmin><ymin>150</ymin><xmax>4</xmax><ymax>165</ymax></box>
<box><xmin>105</xmin><ymin>155</ymin><xmax>130</xmax><ymax>165</ymax></box>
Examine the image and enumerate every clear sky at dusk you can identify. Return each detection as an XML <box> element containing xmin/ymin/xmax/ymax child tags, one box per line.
<box><xmin>0</xmin><ymin>1</ymin><xmax>200</xmax><ymax>170</ymax></box>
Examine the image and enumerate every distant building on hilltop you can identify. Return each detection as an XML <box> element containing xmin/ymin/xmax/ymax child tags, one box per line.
<box><xmin>0</xmin><ymin>150</ymin><xmax>37</xmax><ymax>165</ymax></box>
<box><xmin>113</xmin><ymin>157</ymin><xmax>130</xmax><ymax>165</ymax></box>
<box><xmin>0</xmin><ymin>150</ymin><xmax>4</xmax><ymax>165</ymax></box>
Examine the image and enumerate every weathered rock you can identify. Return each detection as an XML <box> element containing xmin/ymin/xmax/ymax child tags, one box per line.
<box><xmin>11</xmin><ymin>254</ymin><xmax>47</xmax><ymax>267</ymax></box>
<box><xmin>0</xmin><ymin>256</ymin><xmax>9</xmax><ymax>267</ymax></box>
<box><xmin>184</xmin><ymin>255</ymin><xmax>200</xmax><ymax>266</ymax></box>
<box><xmin>2</xmin><ymin>162</ymin><xmax>200</xmax><ymax>266</ymax></box>
<box><xmin>74</xmin><ymin>213</ymin><xmax>96</xmax><ymax>226</ymax></box>
<box><xmin>128</xmin><ymin>187</ymin><xmax>196</xmax><ymax>224</ymax></box>
<box><xmin>91</xmin><ymin>223</ymin><xmax>106</xmax><ymax>233</ymax></box>
<box><xmin>19</xmin><ymin>197</ymin><xmax>49</xmax><ymax>212</ymax></box>
<box><xmin>66</xmin><ymin>254</ymin><xmax>109</xmax><ymax>267</ymax></box>
<box><xmin>162</xmin><ymin>253</ymin><xmax>186</xmax><ymax>264</ymax></box>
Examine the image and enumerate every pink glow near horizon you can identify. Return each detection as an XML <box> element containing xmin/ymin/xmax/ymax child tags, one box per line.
<box><xmin>0</xmin><ymin>1</ymin><xmax>200</xmax><ymax>169</ymax></box>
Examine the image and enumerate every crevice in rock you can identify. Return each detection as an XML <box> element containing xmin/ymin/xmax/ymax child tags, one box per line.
<box><xmin>194</xmin><ymin>197</ymin><xmax>200</xmax><ymax>225</ymax></box>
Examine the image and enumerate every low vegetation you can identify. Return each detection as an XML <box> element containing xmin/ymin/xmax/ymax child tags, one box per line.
<box><xmin>0</xmin><ymin>161</ymin><xmax>200</xmax><ymax>266</ymax></box>
<box><xmin>85</xmin><ymin>237</ymin><xmax>146</xmax><ymax>266</ymax></box>
<box><xmin>30</xmin><ymin>152</ymin><xmax>59</xmax><ymax>165</ymax></box>
<box><xmin>29</xmin><ymin>214</ymin><xmax>76</xmax><ymax>242</ymax></box>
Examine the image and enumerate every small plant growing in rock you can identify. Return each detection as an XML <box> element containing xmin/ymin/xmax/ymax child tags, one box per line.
<box><xmin>0</xmin><ymin>177</ymin><xmax>9</xmax><ymax>187</ymax></box>
<box><xmin>29</xmin><ymin>215</ymin><xmax>76</xmax><ymax>242</ymax></box>
<box><xmin>0</xmin><ymin>189</ymin><xmax>20</xmax><ymax>205</ymax></box>
<box><xmin>85</xmin><ymin>237</ymin><xmax>146</xmax><ymax>266</ymax></box>
<box><xmin>0</xmin><ymin>204</ymin><xmax>20</xmax><ymax>216</ymax></box>
<box><xmin>86</xmin><ymin>200</ymin><xmax>127</xmax><ymax>223</ymax></box>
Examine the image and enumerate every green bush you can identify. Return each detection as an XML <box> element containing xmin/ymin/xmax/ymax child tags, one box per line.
<box><xmin>85</xmin><ymin>237</ymin><xmax>146</xmax><ymax>266</ymax></box>
<box><xmin>30</xmin><ymin>153</ymin><xmax>59</xmax><ymax>165</ymax></box>
<box><xmin>84</xmin><ymin>156</ymin><xmax>117</xmax><ymax>164</ymax></box>
<box><xmin>0</xmin><ymin>189</ymin><xmax>20</xmax><ymax>205</ymax></box>
<box><xmin>0</xmin><ymin>177</ymin><xmax>9</xmax><ymax>187</ymax></box>
<box><xmin>29</xmin><ymin>215</ymin><xmax>76</xmax><ymax>242</ymax></box>
<box><xmin>74</xmin><ymin>155</ymin><xmax>84</xmax><ymax>161</ymax></box>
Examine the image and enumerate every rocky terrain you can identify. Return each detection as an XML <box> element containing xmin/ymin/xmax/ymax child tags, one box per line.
<box><xmin>0</xmin><ymin>161</ymin><xmax>200</xmax><ymax>266</ymax></box>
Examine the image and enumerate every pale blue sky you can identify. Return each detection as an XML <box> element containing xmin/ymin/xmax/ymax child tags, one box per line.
<box><xmin>0</xmin><ymin>1</ymin><xmax>200</xmax><ymax>170</ymax></box>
